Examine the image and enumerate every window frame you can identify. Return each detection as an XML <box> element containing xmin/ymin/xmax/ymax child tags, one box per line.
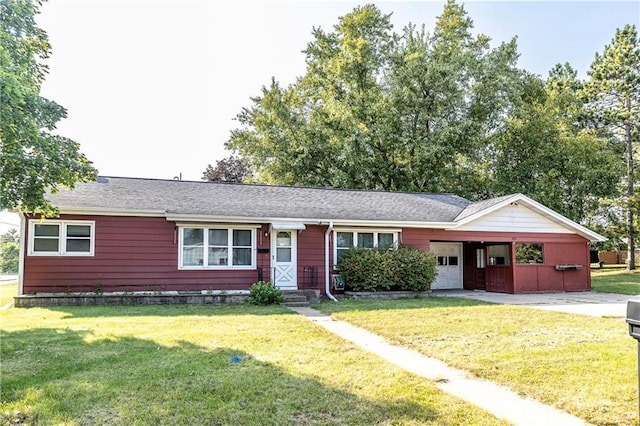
<box><xmin>487</xmin><ymin>244</ymin><xmax>511</xmax><ymax>266</ymax></box>
<box><xmin>515</xmin><ymin>243</ymin><xmax>545</xmax><ymax>265</ymax></box>
<box><xmin>178</xmin><ymin>226</ymin><xmax>256</xmax><ymax>270</ymax></box>
<box><xmin>28</xmin><ymin>219</ymin><xmax>95</xmax><ymax>256</ymax></box>
<box><xmin>333</xmin><ymin>229</ymin><xmax>399</xmax><ymax>266</ymax></box>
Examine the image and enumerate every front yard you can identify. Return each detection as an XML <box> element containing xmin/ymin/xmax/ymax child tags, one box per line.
<box><xmin>591</xmin><ymin>266</ymin><xmax>640</xmax><ymax>294</ymax></box>
<box><xmin>314</xmin><ymin>298</ymin><xmax>636</xmax><ymax>426</ymax></box>
<box><xmin>1</xmin><ymin>304</ymin><xmax>506</xmax><ymax>425</ymax></box>
<box><xmin>3</xmin><ymin>267</ymin><xmax>638</xmax><ymax>425</ymax></box>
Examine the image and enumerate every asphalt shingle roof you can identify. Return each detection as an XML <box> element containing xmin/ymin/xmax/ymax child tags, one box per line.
<box><xmin>454</xmin><ymin>194</ymin><xmax>516</xmax><ymax>221</ymax></box>
<box><xmin>47</xmin><ymin>177</ymin><xmax>473</xmax><ymax>223</ymax></box>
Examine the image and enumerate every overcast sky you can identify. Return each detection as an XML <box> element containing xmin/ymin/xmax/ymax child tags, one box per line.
<box><xmin>2</xmin><ymin>0</ymin><xmax>639</xmax><ymax>234</ymax></box>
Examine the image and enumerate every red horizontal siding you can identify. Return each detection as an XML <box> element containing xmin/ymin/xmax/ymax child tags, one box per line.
<box><xmin>297</xmin><ymin>225</ymin><xmax>326</xmax><ymax>290</ymax></box>
<box><xmin>22</xmin><ymin>214</ymin><xmax>592</xmax><ymax>295</ymax></box>
<box><xmin>23</xmin><ymin>215</ymin><xmax>263</xmax><ymax>294</ymax></box>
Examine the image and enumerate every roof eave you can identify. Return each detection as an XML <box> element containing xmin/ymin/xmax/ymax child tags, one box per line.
<box><xmin>57</xmin><ymin>207</ymin><xmax>167</xmax><ymax>217</ymax></box>
<box><xmin>165</xmin><ymin>213</ymin><xmax>458</xmax><ymax>229</ymax></box>
<box><xmin>452</xmin><ymin>194</ymin><xmax>607</xmax><ymax>242</ymax></box>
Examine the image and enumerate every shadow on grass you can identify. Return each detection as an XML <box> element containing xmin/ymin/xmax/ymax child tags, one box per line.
<box><xmin>1</xmin><ymin>327</ymin><xmax>452</xmax><ymax>425</ymax></box>
<box><xmin>313</xmin><ymin>296</ymin><xmax>490</xmax><ymax>314</ymax></box>
<box><xmin>25</xmin><ymin>303</ymin><xmax>299</xmax><ymax>319</ymax></box>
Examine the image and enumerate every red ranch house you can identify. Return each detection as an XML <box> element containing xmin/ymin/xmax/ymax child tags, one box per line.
<box><xmin>18</xmin><ymin>177</ymin><xmax>605</xmax><ymax>298</ymax></box>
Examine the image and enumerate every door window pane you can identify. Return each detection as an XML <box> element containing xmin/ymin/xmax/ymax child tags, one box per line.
<box><xmin>276</xmin><ymin>232</ymin><xmax>291</xmax><ymax>247</ymax></box>
<box><xmin>476</xmin><ymin>249</ymin><xmax>486</xmax><ymax>268</ymax></box>
<box><xmin>358</xmin><ymin>233</ymin><xmax>374</xmax><ymax>248</ymax></box>
<box><xmin>437</xmin><ymin>256</ymin><xmax>447</xmax><ymax>266</ymax></box>
<box><xmin>488</xmin><ymin>244</ymin><xmax>510</xmax><ymax>266</ymax></box>
<box><xmin>277</xmin><ymin>247</ymin><xmax>292</xmax><ymax>262</ymax></box>
<box><xmin>448</xmin><ymin>256</ymin><xmax>458</xmax><ymax>266</ymax></box>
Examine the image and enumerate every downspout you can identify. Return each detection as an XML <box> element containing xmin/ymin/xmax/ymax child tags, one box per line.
<box><xmin>17</xmin><ymin>212</ymin><xmax>26</xmax><ymax>295</ymax></box>
<box><xmin>324</xmin><ymin>221</ymin><xmax>337</xmax><ymax>301</ymax></box>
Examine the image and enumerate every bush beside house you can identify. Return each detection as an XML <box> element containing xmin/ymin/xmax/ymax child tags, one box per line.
<box><xmin>248</xmin><ymin>281</ymin><xmax>285</xmax><ymax>305</ymax></box>
<box><xmin>337</xmin><ymin>246</ymin><xmax>437</xmax><ymax>292</ymax></box>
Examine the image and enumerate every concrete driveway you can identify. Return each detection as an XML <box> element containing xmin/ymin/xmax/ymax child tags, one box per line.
<box><xmin>432</xmin><ymin>290</ymin><xmax>633</xmax><ymax>317</ymax></box>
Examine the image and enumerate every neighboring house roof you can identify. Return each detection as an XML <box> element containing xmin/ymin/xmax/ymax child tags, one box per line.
<box><xmin>44</xmin><ymin>176</ymin><xmax>606</xmax><ymax>241</ymax></box>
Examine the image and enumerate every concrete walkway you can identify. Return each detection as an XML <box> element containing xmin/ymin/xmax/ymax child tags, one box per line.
<box><xmin>289</xmin><ymin>306</ymin><xmax>587</xmax><ymax>426</ymax></box>
<box><xmin>433</xmin><ymin>290</ymin><xmax>630</xmax><ymax>317</ymax></box>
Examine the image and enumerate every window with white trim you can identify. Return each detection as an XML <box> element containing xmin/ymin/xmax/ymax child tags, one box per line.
<box><xmin>28</xmin><ymin>220</ymin><xmax>95</xmax><ymax>256</ymax></box>
<box><xmin>179</xmin><ymin>227</ymin><xmax>256</xmax><ymax>269</ymax></box>
<box><xmin>334</xmin><ymin>230</ymin><xmax>398</xmax><ymax>265</ymax></box>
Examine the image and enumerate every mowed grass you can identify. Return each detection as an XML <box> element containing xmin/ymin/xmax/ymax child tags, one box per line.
<box><xmin>314</xmin><ymin>298</ymin><xmax>637</xmax><ymax>426</ymax></box>
<box><xmin>592</xmin><ymin>267</ymin><xmax>640</xmax><ymax>294</ymax></box>
<box><xmin>1</xmin><ymin>304</ymin><xmax>507</xmax><ymax>425</ymax></box>
<box><xmin>0</xmin><ymin>283</ymin><xmax>17</xmax><ymax>307</ymax></box>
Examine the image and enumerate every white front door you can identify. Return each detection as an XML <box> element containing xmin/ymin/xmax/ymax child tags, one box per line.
<box><xmin>431</xmin><ymin>243</ymin><xmax>463</xmax><ymax>290</ymax></box>
<box><xmin>272</xmin><ymin>230</ymin><xmax>297</xmax><ymax>289</ymax></box>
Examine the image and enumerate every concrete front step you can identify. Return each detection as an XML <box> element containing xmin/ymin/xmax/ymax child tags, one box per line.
<box><xmin>282</xmin><ymin>290</ymin><xmax>316</xmax><ymax>307</ymax></box>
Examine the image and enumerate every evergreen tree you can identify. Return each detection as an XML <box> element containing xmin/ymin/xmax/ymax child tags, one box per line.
<box><xmin>583</xmin><ymin>24</ymin><xmax>640</xmax><ymax>269</ymax></box>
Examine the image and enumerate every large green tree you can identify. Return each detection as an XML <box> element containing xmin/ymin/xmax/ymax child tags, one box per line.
<box><xmin>493</xmin><ymin>67</ymin><xmax>622</xmax><ymax>223</ymax></box>
<box><xmin>227</xmin><ymin>1</ymin><xmax>521</xmax><ymax>196</ymax></box>
<box><xmin>0</xmin><ymin>0</ymin><xmax>96</xmax><ymax>216</ymax></box>
<box><xmin>583</xmin><ymin>24</ymin><xmax>640</xmax><ymax>269</ymax></box>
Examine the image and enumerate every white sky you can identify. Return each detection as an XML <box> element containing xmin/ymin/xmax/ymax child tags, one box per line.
<box><xmin>2</xmin><ymin>0</ymin><xmax>639</xmax><ymax>234</ymax></box>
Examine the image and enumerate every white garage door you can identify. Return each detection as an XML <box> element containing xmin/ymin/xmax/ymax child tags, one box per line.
<box><xmin>431</xmin><ymin>243</ymin><xmax>463</xmax><ymax>290</ymax></box>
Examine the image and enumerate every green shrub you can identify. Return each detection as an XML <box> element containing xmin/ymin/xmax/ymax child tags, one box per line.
<box><xmin>337</xmin><ymin>246</ymin><xmax>436</xmax><ymax>292</ymax></box>
<box><xmin>248</xmin><ymin>281</ymin><xmax>284</xmax><ymax>305</ymax></box>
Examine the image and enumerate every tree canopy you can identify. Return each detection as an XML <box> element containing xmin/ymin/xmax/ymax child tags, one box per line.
<box><xmin>582</xmin><ymin>24</ymin><xmax>639</xmax><ymax>268</ymax></box>
<box><xmin>225</xmin><ymin>0</ymin><xmax>625</xmax><ymax>229</ymax></box>
<box><xmin>227</xmin><ymin>2</ymin><xmax>522</xmax><ymax>199</ymax></box>
<box><xmin>0</xmin><ymin>0</ymin><xmax>96</xmax><ymax>216</ymax></box>
<box><xmin>202</xmin><ymin>155</ymin><xmax>252</xmax><ymax>183</ymax></box>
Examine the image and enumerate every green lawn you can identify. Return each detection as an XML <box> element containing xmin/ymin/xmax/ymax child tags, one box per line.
<box><xmin>314</xmin><ymin>298</ymin><xmax>637</xmax><ymax>426</ymax></box>
<box><xmin>591</xmin><ymin>267</ymin><xmax>640</xmax><ymax>294</ymax></box>
<box><xmin>0</xmin><ymin>283</ymin><xmax>17</xmax><ymax>307</ymax></box>
<box><xmin>1</xmin><ymin>304</ymin><xmax>507</xmax><ymax>426</ymax></box>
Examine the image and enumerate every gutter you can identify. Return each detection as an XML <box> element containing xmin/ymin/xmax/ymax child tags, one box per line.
<box><xmin>324</xmin><ymin>221</ymin><xmax>337</xmax><ymax>301</ymax></box>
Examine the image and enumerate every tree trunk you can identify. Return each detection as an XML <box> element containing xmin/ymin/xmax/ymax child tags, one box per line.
<box><xmin>626</xmin><ymin>102</ymin><xmax>636</xmax><ymax>270</ymax></box>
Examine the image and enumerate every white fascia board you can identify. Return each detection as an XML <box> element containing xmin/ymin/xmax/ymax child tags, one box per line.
<box><xmin>328</xmin><ymin>220</ymin><xmax>456</xmax><ymax>229</ymax></box>
<box><xmin>165</xmin><ymin>214</ymin><xmax>457</xmax><ymax>230</ymax></box>
<box><xmin>58</xmin><ymin>207</ymin><xmax>167</xmax><ymax>217</ymax></box>
<box><xmin>516</xmin><ymin>196</ymin><xmax>607</xmax><ymax>242</ymax></box>
<box><xmin>453</xmin><ymin>194</ymin><xmax>607</xmax><ymax>242</ymax></box>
